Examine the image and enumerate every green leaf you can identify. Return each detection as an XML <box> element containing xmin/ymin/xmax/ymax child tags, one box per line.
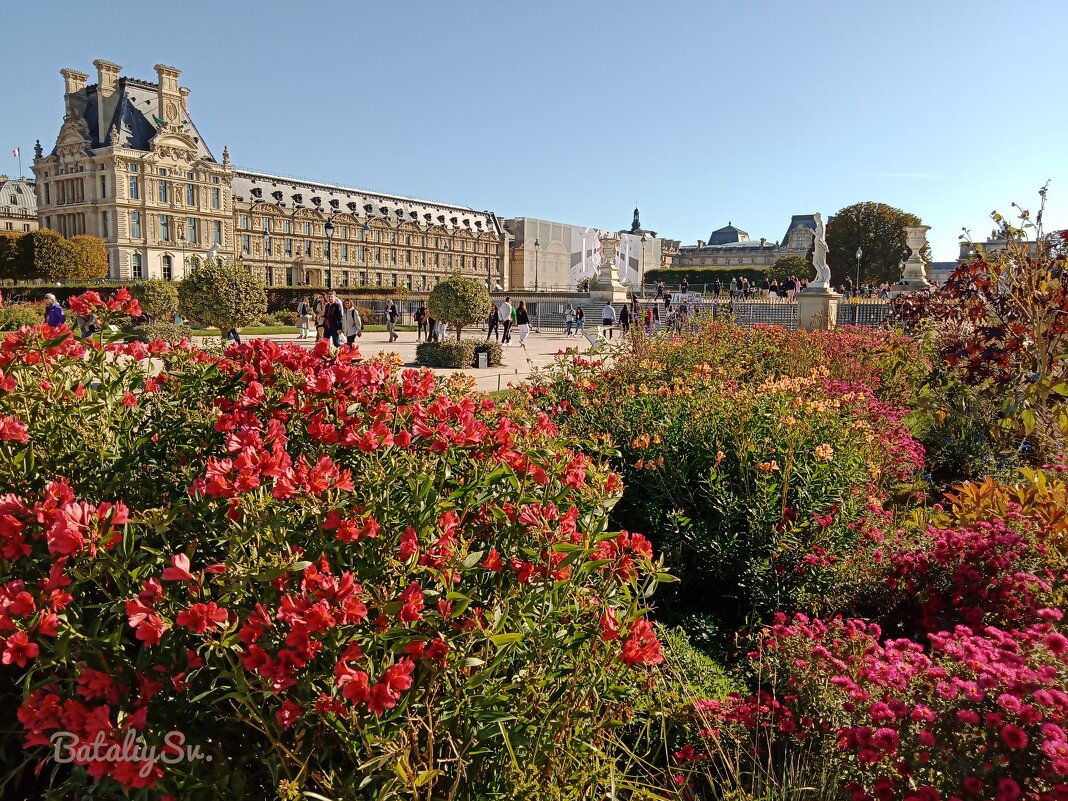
<box><xmin>1021</xmin><ymin>408</ymin><xmax>1036</xmax><ymax>436</ymax></box>
<box><xmin>489</xmin><ymin>633</ymin><xmax>522</xmax><ymax>647</ymax></box>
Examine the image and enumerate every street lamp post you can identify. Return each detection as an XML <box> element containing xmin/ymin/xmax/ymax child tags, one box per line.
<box><xmin>854</xmin><ymin>246</ymin><xmax>863</xmax><ymax>324</ymax></box>
<box><xmin>533</xmin><ymin>237</ymin><xmax>541</xmax><ymax>333</ymax></box>
<box><xmin>324</xmin><ymin>217</ymin><xmax>336</xmax><ymax>289</ymax></box>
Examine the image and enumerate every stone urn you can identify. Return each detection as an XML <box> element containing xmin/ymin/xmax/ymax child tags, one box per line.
<box><xmin>893</xmin><ymin>224</ymin><xmax>933</xmax><ymax>293</ymax></box>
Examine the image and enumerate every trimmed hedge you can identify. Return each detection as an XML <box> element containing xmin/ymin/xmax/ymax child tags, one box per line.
<box><xmin>415</xmin><ymin>338</ymin><xmax>503</xmax><ymax>368</ymax></box>
<box><xmin>266</xmin><ymin>286</ymin><xmax>412</xmax><ymax>313</ymax></box>
<box><xmin>645</xmin><ymin>266</ymin><xmax>772</xmax><ymax>287</ymax></box>
<box><xmin>123</xmin><ymin>321</ymin><xmax>193</xmax><ymax>344</ymax></box>
<box><xmin>0</xmin><ymin>303</ymin><xmax>43</xmax><ymax>330</ymax></box>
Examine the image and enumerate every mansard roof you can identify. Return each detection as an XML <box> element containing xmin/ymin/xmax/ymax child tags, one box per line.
<box><xmin>232</xmin><ymin>169</ymin><xmax>503</xmax><ymax>237</ymax></box>
<box><xmin>707</xmin><ymin>223</ymin><xmax>749</xmax><ymax>245</ymax></box>
<box><xmin>53</xmin><ymin>77</ymin><xmax>216</xmax><ymax>160</ymax></box>
<box><xmin>0</xmin><ymin>176</ymin><xmax>36</xmax><ymax>215</ymax></box>
<box><xmin>782</xmin><ymin>214</ymin><xmax>818</xmax><ymax>243</ymax></box>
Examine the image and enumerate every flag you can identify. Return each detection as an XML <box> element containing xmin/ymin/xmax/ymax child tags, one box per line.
<box><xmin>11</xmin><ymin>147</ymin><xmax>17</xmax><ymax>158</ymax></box>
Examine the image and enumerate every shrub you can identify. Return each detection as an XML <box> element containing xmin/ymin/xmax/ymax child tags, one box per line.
<box><xmin>416</xmin><ymin>338</ymin><xmax>475</xmax><ymax>368</ymax></box>
<box><xmin>128</xmin><ymin>279</ymin><xmax>179</xmax><ymax>320</ymax></box>
<box><xmin>473</xmin><ymin>339</ymin><xmax>503</xmax><ymax>367</ymax></box>
<box><xmin>123</xmin><ymin>320</ymin><xmax>192</xmax><ymax>344</ymax></box>
<box><xmin>18</xmin><ymin>229</ymin><xmax>77</xmax><ymax>280</ymax></box>
<box><xmin>356</xmin><ymin>306</ymin><xmax>377</xmax><ymax>326</ymax></box>
<box><xmin>0</xmin><ymin>302</ymin><xmax>43</xmax><ymax>331</ymax></box>
<box><xmin>0</xmin><ymin>232</ymin><xmax>23</xmax><ymax>279</ymax></box>
<box><xmin>178</xmin><ymin>258</ymin><xmax>267</xmax><ymax>337</ymax></box>
<box><xmin>0</xmin><ymin>293</ymin><xmax>670</xmax><ymax>799</ymax></box>
<box><xmin>428</xmin><ymin>274</ymin><xmax>489</xmax><ymax>340</ymax></box>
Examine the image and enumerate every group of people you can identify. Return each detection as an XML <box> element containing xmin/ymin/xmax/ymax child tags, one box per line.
<box><xmin>486</xmin><ymin>298</ymin><xmax>531</xmax><ymax>346</ymax></box>
<box><xmin>414</xmin><ymin>302</ymin><xmax>449</xmax><ymax>342</ymax></box>
<box><xmin>295</xmin><ymin>291</ymin><xmax>366</xmax><ymax>347</ymax></box>
<box><xmin>839</xmin><ymin>277</ymin><xmax>892</xmax><ymax>299</ymax></box>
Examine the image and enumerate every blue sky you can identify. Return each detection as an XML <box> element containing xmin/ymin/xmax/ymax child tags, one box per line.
<box><xmin>3</xmin><ymin>0</ymin><xmax>1066</xmax><ymax>261</ymax></box>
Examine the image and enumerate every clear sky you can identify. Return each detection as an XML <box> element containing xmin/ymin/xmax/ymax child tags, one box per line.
<box><xmin>3</xmin><ymin>0</ymin><xmax>1066</xmax><ymax>261</ymax></box>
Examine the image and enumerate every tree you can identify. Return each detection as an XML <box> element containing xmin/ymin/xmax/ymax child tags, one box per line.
<box><xmin>826</xmin><ymin>202</ymin><xmax>927</xmax><ymax>286</ymax></box>
<box><xmin>770</xmin><ymin>255</ymin><xmax>811</xmax><ymax>282</ymax></box>
<box><xmin>178</xmin><ymin>258</ymin><xmax>266</xmax><ymax>338</ymax></box>
<box><xmin>129</xmin><ymin>279</ymin><xmax>179</xmax><ymax>321</ymax></box>
<box><xmin>68</xmin><ymin>235</ymin><xmax>110</xmax><ymax>280</ymax></box>
<box><xmin>0</xmin><ymin>233</ymin><xmax>22</xmax><ymax>280</ymax></box>
<box><xmin>427</xmin><ymin>273</ymin><xmax>490</xmax><ymax>341</ymax></box>
<box><xmin>19</xmin><ymin>230</ymin><xmax>78</xmax><ymax>281</ymax></box>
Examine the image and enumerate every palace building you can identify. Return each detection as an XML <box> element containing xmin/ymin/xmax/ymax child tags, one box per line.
<box><xmin>0</xmin><ymin>176</ymin><xmax>39</xmax><ymax>234</ymax></box>
<box><xmin>673</xmin><ymin>215</ymin><xmax>819</xmax><ymax>269</ymax></box>
<box><xmin>32</xmin><ymin>60</ymin><xmax>508</xmax><ymax>289</ymax></box>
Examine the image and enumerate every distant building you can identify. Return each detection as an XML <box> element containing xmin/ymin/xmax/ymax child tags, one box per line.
<box><xmin>673</xmin><ymin>215</ymin><xmax>818</xmax><ymax>269</ymax></box>
<box><xmin>0</xmin><ymin>176</ymin><xmax>38</xmax><ymax>234</ymax></box>
<box><xmin>504</xmin><ymin>208</ymin><xmax>665</xmax><ymax>290</ymax></box>
<box><xmin>32</xmin><ymin>60</ymin><xmax>508</xmax><ymax>287</ymax></box>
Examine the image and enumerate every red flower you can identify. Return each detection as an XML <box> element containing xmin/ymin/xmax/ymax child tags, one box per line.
<box><xmin>0</xmin><ymin>416</ymin><xmax>29</xmax><ymax>443</ymax></box>
<box><xmin>600</xmin><ymin>609</ymin><xmax>621</xmax><ymax>641</ymax></box>
<box><xmin>396</xmin><ymin>582</ymin><xmax>424</xmax><ymax>624</ymax></box>
<box><xmin>176</xmin><ymin>602</ymin><xmax>228</xmax><ymax>634</ymax></box>
<box><xmin>162</xmin><ymin>553</ymin><xmax>195</xmax><ymax>582</ymax></box>
<box><xmin>1000</xmin><ymin>724</ymin><xmax>1029</xmax><ymax>749</ymax></box>
<box><xmin>276</xmin><ymin>699</ymin><xmax>302</xmax><ymax>730</ymax></box>
<box><xmin>481</xmin><ymin>548</ymin><xmax>502</xmax><ymax>571</ymax></box>
<box><xmin>2</xmin><ymin>631</ymin><xmax>39</xmax><ymax>667</ymax></box>
<box><xmin>620</xmin><ymin>619</ymin><xmax>663</xmax><ymax>666</ymax></box>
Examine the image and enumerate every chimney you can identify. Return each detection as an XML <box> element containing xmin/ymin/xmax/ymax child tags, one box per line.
<box><xmin>760</xmin><ymin>237</ymin><xmax>767</xmax><ymax>247</ymax></box>
<box><xmin>179</xmin><ymin>86</ymin><xmax>190</xmax><ymax>118</ymax></box>
<box><xmin>153</xmin><ymin>64</ymin><xmax>182</xmax><ymax>127</ymax></box>
<box><xmin>93</xmin><ymin>60</ymin><xmax>121</xmax><ymax>145</ymax></box>
<box><xmin>60</xmin><ymin>68</ymin><xmax>89</xmax><ymax>117</ymax></box>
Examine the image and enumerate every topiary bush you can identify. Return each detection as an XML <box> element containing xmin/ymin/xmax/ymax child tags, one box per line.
<box><xmin>427</xmin><ymin>274</ymin><xmax>490</xmax><ymax>341</ymax></box>
<box><xmin>128</xmin><ymin>279</ymin><xmax>179</xmax><ymax>321</ymax></box>
<box><xmin>178</xmin><ymin>258</ymin><xmax>266</xmax><ymax>338</ymax></box>
<box><xmin>0</xmin><ymin>302</ymin><xmax>43</xmax><ymax>330</ymax></box>
<box><xmin>473</xmin><ymin>339</ymin><xmax>503</xmax><ymax>367</ymax></box>
<box><xmin>0</xmin><ymin>292</ymin><xmax>670</xmax><ymax>800</ymax></box>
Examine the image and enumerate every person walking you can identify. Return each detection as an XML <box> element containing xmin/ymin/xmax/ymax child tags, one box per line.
<box><xmin>564</xmin><ymin>303</ymin><xmax>576</xmax><ymax>337</ymax></box>
<box><xmin>485</xmin><ymin>303</ymin><xmax>500</xmax><ymax>341</ymax></box>
<box><xmin>575</xmin><ymin>306</ymin><xmax>585</xmax><ymax>335</ymax></box>
<box><xmin>414</xmin><ymin>302</ymin><xmax>428</xmax><ymax>342</ymax></box>
<box><xmin>619</xmin><ymin>302</ymin><xmax>631</xmax><ymax>334</ymax></box>
<box><xmin>516</xmin><ymin>301</ymin><xmax>531</xmax><ymax>344</ymax></box>
<box><xmin>655</xmin><ymin>281</ymin><xmax>665</xmax><ymax>300</ymax></box>
<box><xmin>322</xmin><ymin>290</ymin><xmax>344</xmax><ymax>347</ymax></box>
<box><xmin>644</xmin><ymin>305</ymin><xmax>654</xmax><ymax>334</ymax></box>
<box><xmin>342</xmin><ymin>299</ymin><xmax>363</xmax><ymax>346</ymax></box>
<box><xmin>681</xmin><ymin>278</ymin><xmax>689</xmax><ymax>296</ymax></box>
<box><xmin>426</xmin><ymin>312</ymin><xmax>438</xmax><ymax>342</ymax></box>
<box><xmin>296</xmin><ymin>296</ymin><xmax>312</xmax><ymax>339</ymax></box>
<box><xmin>312</xmin><ymin>294</ymin><xmax>326</xmax><ymax>342</ymax></box>
<box><xmin>499</xmin><ymin>296</ymin><xmax>514</xmax><ymax>346</ymax></box>
<box><xmin>385</xmin><ymin>301</ymin><xmax>400</xmax><ymax>343</ymax></box>
<box><xmin>601</xmin><ymin>301</ymin><xmax>616</xmax><ymax>340</ymax></box>
<box><xmin>43</xmin><ymin>294</ymin><xmax>65</xmax><ymax>328</ymax></box>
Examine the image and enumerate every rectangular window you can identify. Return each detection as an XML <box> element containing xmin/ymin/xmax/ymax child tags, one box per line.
<box><xmin>262</xmin><ymin>218</ymin><xmax>270</xmax><ymax>233</ymax></box>
<box><xmin>286</xmin><ymin>266</ymin><xmax>294</xmax><ymax>286</ymax></box>
<box><xmin>100</xmin><ymin>175</ymin><xmax>107</xmax><ymax>198</ymax></box>
<box><xmin>342</xmin><ymin>271</ymin><xmax>350</xmax><ymax>287</ymax></box>
<box><xmin>406</xmin><ymin>275</ymin><xmax>412</xmax><ymax>289</ymax></box>
<box><xmin>130</xmin><ymin>164</ymin><xmax>138</xmax><ymax>173</ymax></box>
<box><xmin>391</xmin><ymin>248</ymin><xmax>396</xmax><ymax>264</ymax></box>
<box><xmin>341</xmin><ymin>243</ymin><xmax>348</xmax><ymax>261</ymax></box>
<box><xmin>102</xmin><ymin>211</ymin><xmax>109</xmax><ymax>238</ymax></box>
<box><xmin>304</xmin><ymin>240</ymin><xmax>312</xmax><ymax>256</ymax></box>
<box><xmin>158</xmin><ymin>168</ymin><xmax>167</xmax><ymax>176</ymax></box>
<box><xmin>324</xmin><ymin>242</ymin><xmax>330</xmax><ymax>260</ymax></box>
<box><xmin>187</xmin><ymin>217</ymin><xmax>198</xmax><ymax>244</ymax></box>
<box><xmin>211</xmin><ymin>187</ymin><xmax>220</xmax><ymax>209</ymax></box>
<box><xmin>213</xmin><ymin>220</ymin><xmax>222</xmax><ymax>245</ymax></box>
<box><xmin>158</xmin><ymin>180</ymin><xmax>167</xmax><ymax>203</ymax></box>
<box><xmin>242</xmin><ymin>234</ymin><xmax>250</xmax><ymax>254</ymax></box>
<box><xmin>390</xmin><ymin>232</ymin><xmax>397</xmax><ymax>244</ymax></box>
<box><xmin>44</xmin><ymin>184</ymin><xmax>50</xmax><ymax>204</ymax></box>
<box><xmin>406</xmin><ymin>250</ymin><xmax>411</xmax><ymax>264</ymax></box>
<box><xmin>375</xmin><ymin>247</ymin><xmax>381</xmax><ymax>263</ymax></box>
<box><xmin>360</xmin><ymin>271</ymin><xmax>367</xmax><ymax>286</ymax></box>
<box><xmin>285</xmin><ymin>238</ymin><xmax>292</xmax><ymax>257</ymax></box>
<box><xmin>341</xmin><ymin>225</ymin><xmax>348</xmax><ymax>240</ymax></box>
<box><xmin>358</xmin><ymin>245</ymin><xmax>365</xmax><ymax>263</ymax></box>
<box><xmin>186</xmin><ymin>183</ymin><xmax>195</xmax><ymax>206</ymax></box>
<box><xmin>162</xmin><ymin>257</ymin><xmax>172</xmax><ymax>282</ymax></box>
<box><xmin>131</xmin><ymin>211</ymin><xmax>141</xmax><ymax>239</ymax></box>
<box><xmin>128</xmin><ymin>175</ymin><xmax>139</xmax><ymax>200</ymax></box>
<box><xmin>304</xmin><ymin>222</ymin><xmax>311</xmax><ymax>236</ymax></box>
<box><xmin>375</xmin><ymin>229</ymin><xmax>381</xmax><ymax>243</ymax></box>
<box><xmin>391</xmin><ymin>274</ymin><xmax>398</xmax><ymax>288</ymax></box>
<box><xmin>160</xmin><ymin>214</ymin><xmax>170</xmax><ymax>241</ymax></box>
<box><xmin>132</xmin><ymin>254</ymin><xmax>143</xmax><ymax>279</ymax></box>
<box><xmin>283</xmin><ymin>219</ymin><xmax>291</xmax><ymax>234</ymax></box>
<box><xmin>240</xmin><ymin>214</ymin><xmax>249</xmax><ymax>228</ymax></box>
<box><xmin>375</xmin><ymin>273</ymin><xmax>382</xmax><ymax>286</ymax></box>
<box><xmin>461</xmin><ymin>255</ymin><xmax>466</xmax><ymax>269</ymax></box>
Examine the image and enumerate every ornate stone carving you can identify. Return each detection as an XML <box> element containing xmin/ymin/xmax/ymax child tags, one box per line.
<box><xmin>109</xmin><ymin>125</ymin><xmax>120</xmax><ymax>147</ymax></box>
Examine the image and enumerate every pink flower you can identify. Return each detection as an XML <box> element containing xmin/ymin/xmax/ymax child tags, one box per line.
<box><xmin>162</xmin><ymin>553</ymin><xmax>195</xmax><ymax>582</ymax></box>
<box><xmin>1000</xmin><ymin>724</ymin><xmax>1028</xmax><ymax>750</ymax></box>
<box><xmin>871</xmin><ymin>727</ymin><xmax>899</xmax><ymax>754</ymax></box>
<box><xmin>1044</xmin><ymin>632</ymin><xmax>1068</xmax><ymax>655</ymax></box>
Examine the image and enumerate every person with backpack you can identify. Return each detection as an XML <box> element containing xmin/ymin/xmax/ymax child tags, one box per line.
<box><xmin>385</xmin><ymin>301</ymin><xmax>400</xmax><ymax>343</ymax></box>
<box><xmin>342</xmin><ymin>299</ymin><xmax>363</xmax><ymax>346</ymax></box>
<box><xmin>296</xmin><ymin>296</ymin><xmax>312</xmax><ymax>339</ymax></box>
<box><xmin>312</xmin><ymin>294</ymin><xmax>326</xmax><ymax>342</ymax></box>
<box><xmin>322</xmin><ymin>290</ymin><xmax>344</xmax><ymax>347</ymax></box>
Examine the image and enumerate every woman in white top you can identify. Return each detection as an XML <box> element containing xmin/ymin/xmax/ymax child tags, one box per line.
<box><xmin>342</xmin><ymin>299</ymin><xmax>363</xmax><ymax>346</ymax></box>
<box><xmin>296</xmin><ymin>297</ymin><xmax>312</xmax><ymax>339</ymax></box>
<box><xmin>601</xmin><ymin>302</ymin><xmax>616</xmax><ymax>340</ymax></box>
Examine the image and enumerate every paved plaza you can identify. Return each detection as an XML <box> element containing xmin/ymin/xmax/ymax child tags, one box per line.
<box><xmin>227</xmin><ymin>329</ymin><xmax>606</xmax><ymax>392</ymax></box>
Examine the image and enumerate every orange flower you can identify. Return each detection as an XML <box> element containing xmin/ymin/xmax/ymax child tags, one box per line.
<box><xmin>715</xmin><ymin>450</ymin><xmax>726</xmax><ymax>466</ymax></box>
<box><xmin>757</xmin><ymin>460</ymin><xmax>780</xmax><ymax>474</ymax></box>
<box><xmin>814</xmin><ymin>444</ymin><xmax>834</xmax><ymax>461</ymax></box>
<box><xmin>632</xmin><ymin>433</ymin><xmax>651</xmax><ymax>449</ymax></box>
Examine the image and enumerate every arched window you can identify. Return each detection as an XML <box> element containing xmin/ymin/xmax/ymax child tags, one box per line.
<box><xmin>162</xmin><ymin>255</ymin><xmax>172</xmax><ymax>281</ymax></box>
<box><xmin>132</xmin><ymin>253</ymin><xmax>143</xmax><ymax>279</ymax></box>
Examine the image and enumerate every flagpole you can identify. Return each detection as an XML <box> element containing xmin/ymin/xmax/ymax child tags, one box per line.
<box><xmin>18</xmin><ymin>149</ymin><xmax>22</xmax><ymax>179</ymax></box>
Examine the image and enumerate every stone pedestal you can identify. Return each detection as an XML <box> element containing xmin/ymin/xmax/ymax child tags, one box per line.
<box><xmin>590</xmin><ymin>233</ymin><xmax>630</xmax><ymax>304</ymax></box>
<box><xmin>797</xmin><ymin>290</ymin><xmax>841</xmax><ymax>330</ymax></box>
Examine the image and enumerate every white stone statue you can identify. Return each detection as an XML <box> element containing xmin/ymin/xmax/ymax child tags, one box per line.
<box><xmin>808</xmin><ymin>212</ymin><xmax>832</xmax><ymax>291</ymax></box>
<box><xmin>206</xmin><ymin>243</ymin><xmax>219</xmax><ymax>264</ymax></box>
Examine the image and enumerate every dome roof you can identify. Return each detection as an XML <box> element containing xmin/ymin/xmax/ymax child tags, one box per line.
<box><xmin>707</xmin><ymin>222</ymin><xmax>749</xmax><ymax>246</ymax></box>
<box><xmin>0</xmin><ymin>177</ymin><xmax>36</xmax><ymax>215</ymax></box>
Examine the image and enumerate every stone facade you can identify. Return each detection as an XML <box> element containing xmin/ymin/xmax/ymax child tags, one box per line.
<box><xmin>32</xmin><ymin>60</ymin><xmax>507</xmax><ymax>288</ymax></box>
<box><xmin>673</xmin><ymin>215</ymin><xmax>818</xmax><ymax>270</ymax></box>
<box><xmin>0</xmin><ymin>176</ymin><xmax>38</xmax><ymax>234</ymax></box>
